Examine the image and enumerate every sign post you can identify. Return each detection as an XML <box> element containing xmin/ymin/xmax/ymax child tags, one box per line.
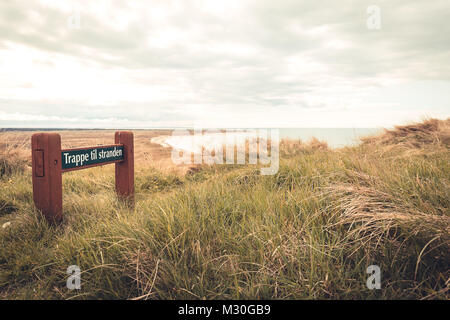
<box><xmin>31</xmin><ymin>131</ymin><xmax>134</xmax><ymax>223</ymax></box>
<box><xmin>31</xmin><ymin>133</ymin><xmax>63</xmax><ymax>223</ymax></box>
<box><xmin>115</xmin><ymin>131</ymin><xmax>134</xmax><ymax>203</ymax></box>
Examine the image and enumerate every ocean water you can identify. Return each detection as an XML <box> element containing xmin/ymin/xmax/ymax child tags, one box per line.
<box><xmin>151</xmin><ymin>128</ymin><xmax>383</xmax><ymax>153</ymax></box>
<box><xmin>279</xmin><ymin>128</ymin><xmax>382</xmax><ymax>148</ymax></box>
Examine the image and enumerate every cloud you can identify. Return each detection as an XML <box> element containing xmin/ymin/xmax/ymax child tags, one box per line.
<box><xmin>0</xmin><ymin>0</ymin><xmax>448</xmax><ymax>128</ymax></box>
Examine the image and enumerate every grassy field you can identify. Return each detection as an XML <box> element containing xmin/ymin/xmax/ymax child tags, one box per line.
<box><xmin>0</xmin><ymin>119</ymin><xmax>449</xmax><ymax>299</ymax></box>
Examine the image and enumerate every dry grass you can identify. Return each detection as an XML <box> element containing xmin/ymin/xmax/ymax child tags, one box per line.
<box><xmin>280</xmin><ymin>137</ymin><xmax>329</xmax><ymax>157</ymax></box>
<box><xmin>0</xmin><ymin>119</ymin><xmax>448</xmax><ymax>300</ymax></box>
<box><xmin>361</xmin><ymin>118</ymin><xmax>450</xmax><ymax>157</ymax></box>
<box><xmin>0</xmin><ymin>133</ymin><xmax>28</xmax><ymax>178</ymax></box>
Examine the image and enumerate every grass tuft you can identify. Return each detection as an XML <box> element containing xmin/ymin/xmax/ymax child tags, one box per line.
<box><xmin>0</xmin><ymin>119</ymin><xmax>448</xmax><ymax>299</ymax></box>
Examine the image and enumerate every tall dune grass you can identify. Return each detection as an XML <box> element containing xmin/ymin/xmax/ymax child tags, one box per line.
<box><xmin>0</xmin><ymin>119</ymin><xmax>448</xmax><ymax>299</ymax></box>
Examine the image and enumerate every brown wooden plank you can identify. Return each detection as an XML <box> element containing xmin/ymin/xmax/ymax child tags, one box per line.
<box><xmin>31</xmin><ymin>133</ymin><xmax>63</xmax><ymax>223</ymax></box>
<box><xmin>115</xmin><ymin>131</ymin><xmax>134</xmax><ymax>206</ymax></box>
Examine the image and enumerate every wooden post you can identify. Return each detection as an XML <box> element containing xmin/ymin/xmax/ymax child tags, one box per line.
<box><xmin>31</xmin><ymin>131</ymin><xmax>133</xmax><ymax>223</ymax></box>
<box><xmin>31</xmin><ymin>133</ymin><xmax>63</xmax><ymax>223</ymax></box>
<box><xmin>115</xmin><ymin>131</ymin><xmax>134</xmax><ymax>205</ymax></box>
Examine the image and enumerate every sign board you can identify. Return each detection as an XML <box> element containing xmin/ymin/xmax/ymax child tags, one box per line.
<box><xmin>31</xmin><ymin>131</ymin><xmax>134</xmax><ymax>223</ymax></box>
<box><xmin>61</xmin><ymin>145</ymin><xmax>124</xmax><ymax>171</ymax></box>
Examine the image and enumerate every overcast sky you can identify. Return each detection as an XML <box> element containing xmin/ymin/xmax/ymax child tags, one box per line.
<box><xmin>0</xmin><ymin>0</ymin><xmax>449</xmax><ymax>128</ymax></box>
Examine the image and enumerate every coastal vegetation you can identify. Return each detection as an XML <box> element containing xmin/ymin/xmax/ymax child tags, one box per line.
<box><xmin>0</xmin><ymin>119</ymin><xmax>448</xmax><ymax>299</ymax></box>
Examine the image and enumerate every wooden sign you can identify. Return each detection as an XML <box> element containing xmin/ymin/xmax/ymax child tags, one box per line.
<box><xmin>61</xmin><ymin>145</ymin><xmax>124</xmax><ymax>171</ymax></box>
<box><xmin>31</xmin><ymin>131</ymin><xmax>134</xmax><ymax>223</ymax></box>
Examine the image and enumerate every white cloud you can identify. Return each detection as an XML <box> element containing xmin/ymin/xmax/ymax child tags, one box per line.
<box><xmin>0</xmin><ymin>0</ymin><xmax>448</xmax><ymax>128</ymax></box>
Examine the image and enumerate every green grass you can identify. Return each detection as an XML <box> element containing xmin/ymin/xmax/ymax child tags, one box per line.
<box><xmin>0</xmin><ymin>121</ymin><xmax>449</xmax><ymax>299</ymax></box>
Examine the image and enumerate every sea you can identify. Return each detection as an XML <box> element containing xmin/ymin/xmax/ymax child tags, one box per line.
<box><xmin>150</xmin><ymin>128</ymin><xmax>383</xmax><ymax>152</ymax></box>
